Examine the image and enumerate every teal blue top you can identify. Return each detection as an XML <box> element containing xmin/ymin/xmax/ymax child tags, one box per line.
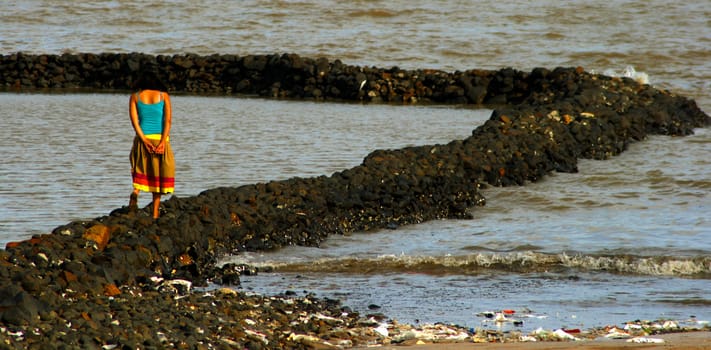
<box><xmin>136</xmin><ymin>93</ymin><xmax>165</xmax><ymax>135</ymax></box>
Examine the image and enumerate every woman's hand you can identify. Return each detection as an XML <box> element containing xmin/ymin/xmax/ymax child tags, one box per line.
<box><xmin>154</xmin><ymin>141</ymin><xmax>166</xmax><ymax>155</ymax></box>
<box><xmin>142</xmin><ymin>138</ymin><xmax>156</xmax><ymax>153</ymax></box>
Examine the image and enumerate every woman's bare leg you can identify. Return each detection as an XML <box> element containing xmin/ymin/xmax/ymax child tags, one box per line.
<box><xmin>152</xmin><ymin>193</ymin><xmax>162</xmax><ymax>218</ymax></box>
<box><xmin>129</xmin><ymin>189</ymin><xmax>140</xmax><ymax>212</ymax></box>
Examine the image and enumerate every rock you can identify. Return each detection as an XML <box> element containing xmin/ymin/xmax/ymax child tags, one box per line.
<box><xmin>83</xmin><ymin>224</ymin><xmax>111</xmax><ymax>251</ymax></box>
<box><xmin>103</xmin><ymin>284</ymin><xmax>120</xmax><ymax>297</ymax></box>
<box><xmin>0</xmin><ymin>286</ymin><xmax>46</xmax><ymax>325</ymax></box>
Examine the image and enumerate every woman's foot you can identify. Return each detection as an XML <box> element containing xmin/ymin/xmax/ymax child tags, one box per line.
<box><xmin>128</xmin><ymin>192</ymin><xmax>138</xmax><ymax>212</ymax></box>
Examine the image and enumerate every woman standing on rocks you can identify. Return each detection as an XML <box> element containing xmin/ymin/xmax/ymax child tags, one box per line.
<box><xmin>128</xmin><ymin>69</ymin><xmax>175</xmax><ymax>219</ymax></box>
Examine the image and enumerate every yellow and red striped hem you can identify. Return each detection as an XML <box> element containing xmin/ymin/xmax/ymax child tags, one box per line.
<box><xmin>132</xmin><ymin>172</ymin><xmax>174</xmax><ymax>194</ymax></box>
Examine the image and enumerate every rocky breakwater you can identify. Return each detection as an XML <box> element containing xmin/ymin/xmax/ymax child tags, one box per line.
<box><xmin>1</xmin><ymin>53</ymin><xmax>709</xmax><ymax>349</ymax></box>
<box><xmin>0</xmin><ymin>52</ymin><xmax>654</xmax><ymax>105</ymax></box>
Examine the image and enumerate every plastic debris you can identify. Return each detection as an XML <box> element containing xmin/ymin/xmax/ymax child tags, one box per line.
<box><xmin>624</xmin><ymin>323</ymin><xmax>643</xmax><ymax>330</ymax></box>
<box><xmin>661</xmin><ymin>320</ymin><xmax>678</xmax><ymax>329</ymax></box>
<box><xmin>476</xmin><ymin>308</ymin><xmax>535</xmax><ymax>330</ymax></box>
<box><xmin>311</xmin><ymin>313</ymin><xmax>344</xmax><ymax>324</ymax></box>
<box><xmin>520</xmin><ymin>335</ymin><xmax>538</xmax><ymax>342</ymax></box>
<box><xmin>373</xmin><ymin>323</ymin><xmax>389</xmax><ymax>337</ymax></box>
<box><xmin>604</xmin><ymin>327</ymin><xmax>631</xmax><ymax>339</ymax></box>
<box><xmin>627</xmin><ymin>337</ymin><xmax>665</xmax><ymax>344</ymax></box>
<box><xmin>552</xmin><ymin>328</ymin><xmax>580</xmax><ymax>340</ymax></box>
<box><xmin>386</xmin><ymin>323</ymin><xmax>472</xmax><ymax>343</ymax></box>
<box><xmin>288</xmin><ymin>333</ymin><xmax>342</xmax><ymax>348</ymax></box>
<box><xmin>476</xmin><ymin>311</ymin><xmax>497</xmax><ymax>318</ymax></box>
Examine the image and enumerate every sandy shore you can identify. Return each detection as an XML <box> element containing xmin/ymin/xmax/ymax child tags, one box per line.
<box><xmin>354</xmin><ymin>331</ymin><xmax>710</xmax><ymax>350</ymax></box>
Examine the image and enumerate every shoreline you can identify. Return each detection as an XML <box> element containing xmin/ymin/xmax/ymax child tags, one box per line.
<box><xmin>1</xmin><ymin>53</ymin><xmax>710</xmax><ymax>348</ymax></box>
<box><xmin>1</xmin><ymin>281</ymin><xmax>707</xmax><ymax>348</ymax></box>
<box><xmin>362</xmin><ymin>331</ymin><xmax>711</xmax><ymax>350</ymax></box>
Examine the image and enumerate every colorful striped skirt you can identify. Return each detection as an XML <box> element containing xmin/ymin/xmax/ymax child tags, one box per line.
<box><xmin>130</xmin><ymin>135</ymin><xmax>175</xmax><ymax>194</ymax></box>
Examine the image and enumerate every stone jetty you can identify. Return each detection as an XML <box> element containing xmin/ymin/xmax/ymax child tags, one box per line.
<box><xmin>0</xmin><ymin>53</ymin><xmax>709</xmax><ymax>348</ymax></box>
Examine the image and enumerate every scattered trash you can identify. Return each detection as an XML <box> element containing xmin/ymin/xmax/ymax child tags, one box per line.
<box><xmin>476</xmin><ymin>311</ymin><xmax>497</xmax><ymax>319</ymax></box>
<box><xmin>624</xmin><ymin>323</ymin><xmax>643</xmax><ymax>331</ymax></box>
<box><xmin>373</xmin><ymin>323</ymin><xmax>389</xmax><ymax>337</ymax></box>
<box><xmin>382</xmin><ymin>323</ymin><xmax>471</xmax><ymax>343</ymax></box>
<box><xmin>470</xmin><ymin>311</ymin><xmax>711</xmax><ymax>344</ymax></box>
<box><xmin>288</xmin><ymin>333</ymin><xmax>346</xmax><ymax>348</ymax></box>
<box><xmin>476</xmin><ymin>308</ymin><xmax>540</xmax><ymax>329</ymax></box>
<box><xmin>627</xmin><ymin>337</ymin><xmax>665</xmax><ymax>344</ymax></box>
<box><xmin>520</xmin><ymin>335</ymin><xmax>538</xmax><ymax>342</ymax></box>
<box><xmin>604</xmin><ymin>327</ymin><xmax>631</xmax><ymax>339</ymax></box>
<box><xmin>661</xmin><ymin>320</ymin><xmax>678</xmax><ymax>329</ymax></box>
<box><xmin>552</xmin><ymin>328</ymin><xmax>580</xmax><ymax>341</ymax></box>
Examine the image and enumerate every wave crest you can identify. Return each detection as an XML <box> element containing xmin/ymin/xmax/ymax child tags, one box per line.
<box><xmin>252</xmin><ymin>252</ymin><xmax>711</xmax><ymax>278</ymax></box>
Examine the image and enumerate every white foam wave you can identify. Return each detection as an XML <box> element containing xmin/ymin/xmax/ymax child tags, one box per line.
<box><xmin>559</xmin><ymin>253</ymin><xmax>710</xmax><ymax>276</ymax></box>
<box><xmin>248</xmin><ymin>252</ymin><xmax>710</xmax><ymax>277</ymax></box>
<box><xmin>601</xmin><ymin>65</ymin><xmax>650</xmax><ymax>84</ymax></box>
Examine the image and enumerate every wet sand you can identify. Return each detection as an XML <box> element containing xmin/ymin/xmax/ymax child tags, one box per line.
<box><xmin>356</xmin><ymin>331</ymin><xmax>711</xmax><ymax>349</ymax></box>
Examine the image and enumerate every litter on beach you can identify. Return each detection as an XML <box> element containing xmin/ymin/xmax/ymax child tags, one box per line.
<box><xmin>627</xmin><ymin>337</ymin><xmax>665</xmax><ymax>344</ymax></box>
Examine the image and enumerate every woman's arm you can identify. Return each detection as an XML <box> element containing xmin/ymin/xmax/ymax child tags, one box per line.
<box><xmin>155</xmin><ymin>92</ymin><xmax>172</xmax><ymax>154</ymax></box>
<box><xmin>129</xmin><ymin>93</ymin><xmax>156</xmax><ymax>153</ymax></box>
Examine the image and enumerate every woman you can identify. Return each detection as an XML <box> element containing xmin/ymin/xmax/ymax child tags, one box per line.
<box><xmin>128</xmin><ymin>70</ymin><xmax>175</xmax><ymax>219</ymax></box>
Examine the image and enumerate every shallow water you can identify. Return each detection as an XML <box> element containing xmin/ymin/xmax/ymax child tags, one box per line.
<box><xmin>1</xmin><ymin>0</ymin><xmax>710</xmax><ymax>332</ymax></box>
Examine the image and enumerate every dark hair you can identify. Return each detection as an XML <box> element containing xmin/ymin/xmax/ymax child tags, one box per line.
<box><xmin>133</xmin><ymin>69</ymin><xmax>168</xmax><ymax>92</ymax></box>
